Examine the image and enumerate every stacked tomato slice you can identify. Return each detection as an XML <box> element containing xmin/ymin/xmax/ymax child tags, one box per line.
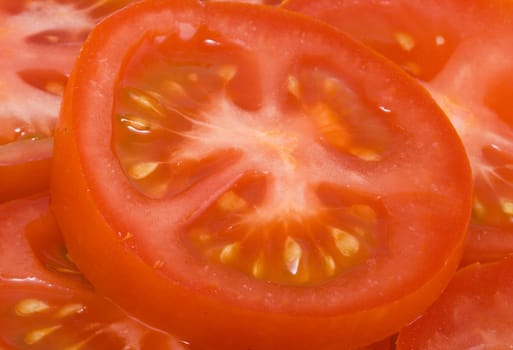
<box><xmin>3</xmin><ymin>0</ymin><xmax>512</xmax><ymax>349</ymax></box>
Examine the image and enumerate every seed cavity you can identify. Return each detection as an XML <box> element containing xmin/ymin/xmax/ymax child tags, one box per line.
<box><xmin>24</xmin><ymin>325</ymin><xmax>61</xmax><ymax>345</ymax></box>
<box><xmin>395</xmin><ymin>31</ymin><xmax>416</xmax><ymax>51</ymax></box>
<box><xmin>330</xmin><ymin>227</ymin><xmax>360</xmax><ymax>257</ymax></box>
<box><xmin>15</xmin><ymin>299</ymin><xmax>50</xmax><ymax>316</ymax></box>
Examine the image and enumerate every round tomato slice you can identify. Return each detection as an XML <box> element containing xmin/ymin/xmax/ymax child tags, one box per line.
<box><xmin>282</xmin><ymin>0</ymin><xmax>513</xmax><ymax>265</ymax></box>
<box><xmin>0</xmin><ymin>0</ymin><xmax>138</xmax><ymax>203</ymax></box>
<box><xmin>396</xmin><ymin>257</ymin><xmax>513</xmax><ymax>349</ymax></box>
<box><xmin>51</xmin><ymin>1</ymin><xmax>472</xmax><ymax>349</ymax></box>
<box><xmin>0</xmin><ymin>195</ymin><xmax>189</xmax><ymax>350</ymax></box>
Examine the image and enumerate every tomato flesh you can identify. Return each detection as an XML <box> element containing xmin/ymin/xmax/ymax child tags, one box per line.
<box><xmin>52</xmin><ymin>1</ymin><xmax>472</xmax><ymax>349</ymax></box>
<box><xmin>282</xmin><ymin>0</ymin><xmax>513</xmax><ymax>264</ymax></box>
<box><xmin>0</xmin><ymin>195</ymin><xmax>189</xmax><ymax>350</ymax></box>
<box><xmin>397</xmin><ymin>257</ymin><xmax>513</xmax><ymax>349</ymax></box>
<box><xmin>0</xmin><ymin>0</ymin><xmax>137</xmax><ymax>202</ymax></box>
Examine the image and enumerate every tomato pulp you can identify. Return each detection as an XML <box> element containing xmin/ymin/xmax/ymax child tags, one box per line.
<box><xmin>396</xmin><ymin>256</ymin><xmax>513</xmax><ymax>349</ymax></box>
<box><xmin>51</xmin><ymin>0</ymin><xmax>472</xmax><ymax>349</ymax></box>
<box><xmin>283</xmin><ymin>0</ymin><xmax>513</xmax><ymax>264</ymax></box>
<box><xmin>0</xmin><ymin>195</ymin><xmax>190</xmax><ymax>350</ymax></box>
<box><xmin>0</xmin><ymin>0</ymin><xmax>138</xmax><ymax>203</ymax></box>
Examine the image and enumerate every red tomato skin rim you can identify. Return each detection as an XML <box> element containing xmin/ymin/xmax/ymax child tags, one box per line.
<box><xmin>51</xmin><ymin>1</ymin><xmax>472</xmax><ymax>349</ymax></box>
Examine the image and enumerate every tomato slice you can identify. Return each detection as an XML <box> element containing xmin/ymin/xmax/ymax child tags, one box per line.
<box><xmin>282</xmin><ymin>0</ymin><xmax>513</xmax><ymax>264</ymax></box>
<box><xmin>396</xmin><ymin>257</ymin><xmax>513</xmax><ymax>349</ymax></box>
<box><xmin>0</xmin><ymin>0</ymin><xmax>139</xmax><ymax>203</ymax></box>
<box><xmin>51</xmin><ymin>1</ymin><xmax>472</xmax><ymax>349</ymax></box>
<box><xmin>0</xmin><ymin>195</ymin><xmax>189</xmax><ymax>350</ymax></box>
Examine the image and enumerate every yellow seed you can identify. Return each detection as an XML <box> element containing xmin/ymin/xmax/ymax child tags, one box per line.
<box><xmin>24</xmin><ymin>326</ymin><xmax>61</xmax><ymax>345</ymax></box>
<box><xmin>120</xmin><ymin>232</ymin><xmax>134</xmax><ymax>241</ymax></box>
<box><xmin>45</xmin><ymin>34</ymin><xmax>59</xmax><ymax>43</ymax></box>
<box><xmin>501</xmin><ymin>201</ymin><xmax>513</xmax><ymax>216</ymax></box>
<box><xmin>350</xmin><ymin>147</ymin><xmax>381</xmax><ymax>161</ymax></box>
<box><xmin>217</xmin><ymin>191</ymin><xmax>247</xmax><ymax>211</ymax></box>
<box><xmin>162</xmin><ymin>80</ymin><xmax>187</xmax><ymax>97</ymax></box>
<box><xmin>472</xmin><ymin>197</ymin><xmax>485</xmax><ymax>219</ymax></box>
<box><xmin>45</xmin><ymin>81</ymin><xmax>64</xmax><ymax>96</ymax></box>
<box><xmin>313</xmin><ymin>103</ymin><xmax>350</xmax><ymax>149</ymax></box>
<box><xmin>127</xmin><ymin>89</ymin><xmax>164</xmax><ymax>115</ymax></box>
<box><xmin>284</xmin><ymin>236</ymin><xmax>302</xmax><ymax>275</ymax></box>
<box><xmin>55</xmin><ymin>266</ymin><xmax>81</xmax><ymax>275</ymax></box>
<box><xmin>217</xmin><ymin>64</ymin><xmax>237</xmax><ymax>82</ymax></box>
<box><xmin>119</xmin><ymin>116</ymin><xmax>151</xmax><ymax>134</ymax></box>
<box><xmin>55</xmin><ymin>304</ymin><xmax>85</xmax><ymax>319</ymax></box>
<box><xmin>394</xmin><ymin>32</ymin><xmax>415</xmax><ymax>51</ymax></box>
<box><xmin>330</xmin><ymin>227</ymin><xmax>360</xmax><ymax>257</ymax></box>
<box><xmin>403</xmin><ymin>62</ymin><xmax>421</xmax><ymax>76</ymax></box>
<box><xmin>350</xmin><ymin>204</ymin><xmax>376</xmax><ymax>221</ymax></box>
<box><xmin>321</xmin><ymin>250</ymin><xmax>336</xmax><ymax>276</ymax></box>
<box><xmin>252</xmin><ymin>254</ymin><xmax>265</xmax><ymax>278</ymax></box>
<box><xmin>323</xmin><ymin>77</ymin><xmax>340</xmax><ymax>96</ymax></box>
<box><xmin>435</xmin><ymin>35</ymin><xmax>446</xmax><ymax>46</ymax></box>
<box><xmin>153</xmin><ymin>260</ymin><xmax>164</xmax><ymax>269</ymax></box>
<box><xmin>128</xmin><ymin>162</ymin><xmax>159</xmax><ymax>180</ymax></box>
<box><xmin>220</xmin><ymin>242</ymin><xmax>239</xmax><ymax>264</ymax></box>
<box><xmin>15</xmin><ymin>299</ymin><xmax>50</xmax><ymax>316</ymax></box>
<box><xmin>287</xmin><ymin>75</ymin><xmax>300</xmax><ymax>99</ymax></box>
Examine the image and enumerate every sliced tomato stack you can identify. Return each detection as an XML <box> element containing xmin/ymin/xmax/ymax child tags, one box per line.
<box><xmin>0</xmin><ymin>0</ymin><xmax>138</xmax><ymax>203</ymax></box>
<box><xmin>48</xmin><ymin>1</ymin><xmax>472</xmax><ymax>349</ymax></box>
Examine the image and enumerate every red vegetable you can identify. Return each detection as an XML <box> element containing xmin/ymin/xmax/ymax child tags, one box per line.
<box><xmin>51</xmin><ymin>0</ymin><xmax>472</xmax><ymax>348</ymax></box>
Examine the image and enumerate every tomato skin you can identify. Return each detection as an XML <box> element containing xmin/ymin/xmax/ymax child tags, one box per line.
<box><xmin>396</xmin><ymin>257</ymin><xmax>513</xmax><ymax>349</ymax></box>
<box><xmin>51</xmin><ymin>0</ymin><xmax>472</xmax><ymax>349</ymax></box>
<box><xmin>282</xmin><ymin>0</ymin><xmax>513</xmax><ymax>266</ymax></box>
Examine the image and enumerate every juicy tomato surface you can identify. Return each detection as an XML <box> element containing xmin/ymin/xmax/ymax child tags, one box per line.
<box><xmin>0</xmin><ymin>195</ymin><xmax>189</xmax><ymax>350</ymax></box>
<box><xmin>282</xmin><ymin>0</ymin><xmax>513</xmax><ymax>265</ymax></box>
<box><xmin>0</xmin><ymin>0</ymin><xmax>137</xmax><ymax>203</ymax></box>
<box><xmin>51</xmin><ymin>0</ymin><xmax>472</xmax><ymax>349</ymax></box>
<box><xmin>396</xmin><ymin>257</ymin><xmax>513</xmax><ymax>349</ymax></box>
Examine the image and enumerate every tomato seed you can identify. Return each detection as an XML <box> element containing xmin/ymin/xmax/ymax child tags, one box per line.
<box><xmin>14</xmin><ymin>299</ymin><xmax>50</xmax><ymax>316</ymax></box>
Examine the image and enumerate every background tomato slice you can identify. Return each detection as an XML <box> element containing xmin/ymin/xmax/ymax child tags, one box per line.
<box><xmin>282</xmin><ymin>0</ymin><xmax>513</xmax><ymax>265</ymax></box>
<box><xmin>52</xmin><ymin>1</ymin><xmax>471</xmax><ymax>349</ymax></box>
<box><xmin>0</xmin><ymin>0</ymin><xmax>138</xmax><ymax>203</ymax></box>
<box><xmin>396</xmin><ymin>257</ymin><xmax>513</xmax><ymax>349</ymax></box>
<box><xmin>0</xmin><ymin>195</ymin><xmax>189</xmax><ymax>350</ymax></box>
